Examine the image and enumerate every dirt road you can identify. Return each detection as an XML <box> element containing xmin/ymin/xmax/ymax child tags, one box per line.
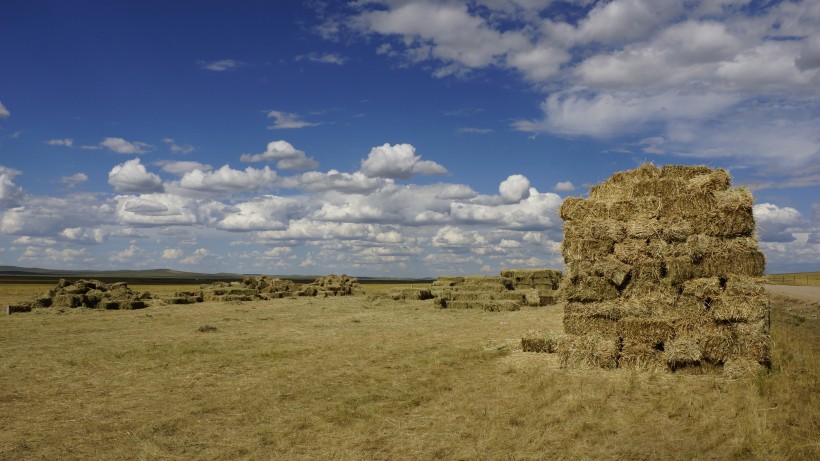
<box><xmin>765</xmin><ymin>284</ymin><xmax>820</xmax><ymax>304</ymax></box>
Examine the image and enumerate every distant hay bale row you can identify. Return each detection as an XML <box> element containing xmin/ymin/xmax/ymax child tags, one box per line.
<box><xmin>163</xmin><ymin>274</ymin><xmax>364</xmax><ymax>305</ymax></box>
<box><xmin>431</xmin><ymin>269</ymin><xmax>562</xmax><ymax>311</ymax></box>
<box><xmin>8</xmin><ymin>279</ymin><xmax>151</xmax><ymax>312</ymax></box>
<box><xmin>554</xmin><ymin>164</ymin><xmax>770</xmax><ymax>375</ymax></box>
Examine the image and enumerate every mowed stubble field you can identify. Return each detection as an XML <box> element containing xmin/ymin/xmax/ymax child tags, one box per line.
<box><xmin>0</xmin><ymin>283</ymin><xmax>818</xmax><ymax>460</ymax></box>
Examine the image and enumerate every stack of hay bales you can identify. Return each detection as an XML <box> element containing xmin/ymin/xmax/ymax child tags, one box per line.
<box><xmin>432</xmin><ymin>275</ymin><xmax>522</xmax><ymax>311</ymax></box>
<box><xmin>500</xmin><ymin>269</ymin><xmax>562</xmax><ymax>305</ymax></box>
<box><xmin>430</xmin><ymin>276</ymin><xmax>465</xmax><ymax>298</ymax></box>
<box><xmin>10</xmin><ymin>279</ymin><xmax>151</xmax><ymax>311</ymax></box>
<box><xmin>558</xmin><ymin>163</ymin><xmax>770</xmax><ymax>373</ymax></box>
<box><xmin>390</xmin><ymin>287</ymin><xmax>435</xmax><ymax>301</ymax></box>
<box><xmin>200</xmin><ymin>281</ymin><xmax>260</xmax><ymax>302</ymax></box>
<box><xmin>306</xmin><ymin>274</ymin><xmax>363</xmax><ymax>297</ymax></box>
<box><xmin>243</xmin><ymin>275</ymin><xmax>303</xmax><ymax>299</ymax></box>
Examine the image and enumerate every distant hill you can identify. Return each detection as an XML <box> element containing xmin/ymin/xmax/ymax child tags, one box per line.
<box><xmin>0</xmin><ymin>266</ymin><xmax>434</xmax><ymax>284</ymax></box>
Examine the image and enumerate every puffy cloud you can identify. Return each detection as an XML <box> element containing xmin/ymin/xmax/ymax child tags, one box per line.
<box><xmin>499</xmin><ymin>174</ymin><xmax>530</xmax><ymax>203</ymax></box>
<box><xmin>60</xmin><ymin>227</ymin><xmax>108</xmax><ymax>244</ymax></box>
<box><xmin>0</xmin><ymin>100</ymin><xmax>9</xmax><ymax>118</ymax></box>
<box><xmin>162</xmin><ymin>248</ymin><xmax>183</xmax><ymax>260</ymax></box>
<box><xmin>156</xmin><ymin>160</ymin><xmax>213</xmax><ymax>175</ymax></box>
<box><xmin>432</xmin><ymin>226</ymin><xmax>487</xmax><ymax>250</ymax></box>
<box><xmin>554</xmin><ymin>181</ymin><xmax>575</xmax><ymax>192</ymax></box>
<box><xmin>178</xmin><ymin>165</ymin><xmax>277</xmax><ymax>193</ymax></box>
<box><xmin>198</xmin><ymin>59</ymin><xmax>245</xmax><ymax>71</ymax></box>
<box><xmin>100</xmin><ymin>137</ymin><xmax>153</xmax><ymax>154</ymax></box>
<box><xmin>360</xmin><ymin>143</ymin><xmax>447</xmax><ymax>179</ymax></box>
<box><xmin>217</xmin><ymin>195</ymin><xmax>306</xmax><ymax>231</ymax></box>
<box><xmin>108</xmin><ymin>158</ymin><xmax>164</xmax><ymax>193</ymax></box>
<box><xmin>267</xmin><ymin>110</ymin><xmax>320</xmax><ymax>129</ymax></box>
<box><xmin>0</xmin><ymin>166</ymin><xmax>24</xmax><ymax>207</ymax></box>
<box><xmin>0</xmin><ymin>194</ymin><xmax>110</xmax><ymax>236</ymax></box>
<box><xmin>110</xmin><ymin>244</ymin><xmax>141</xmax><ymax>263</ymax></box>
<box><xmin>240</xmin><ymin>140</ymin><xmax>319</xmax><ymax>170</ymax></box>
<box><xmin>46</xmin><ymin>138</ymin><xmax>74</xmax><ymax>147</ymax></box>
<box><xmin>435</xmin><ymin>183</ymin><xmax>478</xmax><ymax>200</ymax></box>
<box><xmin>114</xmin><ymin>194</ymin><xmax>201</xmax><ymax>227</ymax></box>
<box><xmin>753</xmin><ymin>203</ymin><xmax>804</xmax><ymax>243</ymax></box>
<box><xmin>289</xmin><ymin>170</ymin><xmax>383</xmax><ymax>193</ymax></box>
<box><xmin>60</xmin><ymin>172</ymin><xmax>88</xmax><ymax>187</ymax></box>
<box><xmin>572</xmin><ymin>0</ymin><xmax>683</xmax><ymax>45</ymax></box>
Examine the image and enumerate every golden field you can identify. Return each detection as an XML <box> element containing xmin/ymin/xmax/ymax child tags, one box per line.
<box><xmin>0</xmin><ymin>283</ymin><xmax>818</xmax><ymax>460</ymax></box>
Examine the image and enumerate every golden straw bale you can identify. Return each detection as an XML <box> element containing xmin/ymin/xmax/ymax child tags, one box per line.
<box><xmin>616</xmin><ymin>317</ymin><xmax>675</xmax><ymax>345</ymax></box>
<box><xmin>723</xmin><ymin>358</ymin><xmax>767</xmax><ymax>378</ymax></box>
<box><xmin>631</xmin><ymin>258</ymin><xmax>664</xmax><ymax>284</ymax></box>
<box><xmin>521</xmin><ymin>330</ymin><xmax>549</xmax><ymax>352</ymax></box>
<box><xmin>621</xmin><ymin>278</ymin><xmax>679</xmax><ymax>300</ymax></box>
<box><xmin>697</xmin><ymin>249</ymin><xmax>765</xmax><ymax>278</ymax></box>
<box><xmin>613</xmin><ymin>239</ymin><xmax>648</xmax><ymax>264</ymax></box>
<box><xmin>561</xmin><ymin>276</ymin><xmax>619</xmax><ymax>302</ymax></box>
<box><xmin>595</xmin><ymin>256</ymin><xmax>631</xmax><ymax>287</ymax></box>
<box><xmin>607</xmin><ymin>196</ymin><xmax>662</xmax><ymax>220</ymax></box>
<box><xmin>560</xmin><ymin>197</ymin><xmax>606</xmax><ymax>221</ymax></box>
<box><xmin>557</xmin><ymin>334</ymin><xmax>620</xmax><ymax>369</ymax></box>
<box><xmin>687</xmin><ymin>168</ymin><xmax>731</xmax><ymax>192</ymax></box>
<box><xmin>699</xmin><ymin>323</ymin><xmax>735</xmax><ymax>363</ymax></box>
<box><xmin>733</xmin><ymin>320</ymin><xmax>772</xmax><ymax>364</ymax></box>
<box><xmin>482</xmin><ymin>300</ymin><xmax>521</xmax><ymax>312</ymax></box>
<box><xmin>711</xmin><ymin>295</ymin><xmax>769</xmax><ymax>322</ymax></box>
<box><xmin>724</xmin><ymin>275</ymin><xmax>766</xmax><ymax>296</ymax></box>
<box><xmin>665</xmin><ymin>337</ymin><xmax>703</xmax><ymax>367</ymax></box>
<box><xmin>632</xmin><ymin>177</ymin><xmax>687</xmax><ymax>197</ymax></box>
<box><xmin>619</xmin><ymin>339</ymin><xmax>668</xmax><ymax>372</ymax></box>
<box><xmin>563</xmin><ymin>313</ymin><xmax>618</xmax><ymax>336</ymax></box>
<box><xmin>625</xmin><ymin>218</ymin><xmax>661</xmax><ymax>239</ymax></box>
<box><xmin>659</xmin><ymin>218</ymin><xmax>694</xmax><ymax>242</ymax></box>
<box><xmin>664</xmin><ymin>255</ymin><xmax>694</xmax><ymax>285</ymax></box>
<box><xmin>565</xmin><ymin>299</ymin><xmax>651</xmax><ymax>320</ymax></box>
<box><xmin>660</xmin><ymin>164</ymin><xmax>713</xmax><ymax>180</ymax></box>
<box><xmin>661</xmin><ymin>191</ymin><xmax>716</xmax><ymax>219</ymax></box>
<box><xmin>681</xmin><ymin>277</ymin><xmax>723</xmax><ymax>299</ymax></box>
<box><xmin>562</xmin><ymin>238</ymin><xmax>615</xmax><ymax>260</ymax></box>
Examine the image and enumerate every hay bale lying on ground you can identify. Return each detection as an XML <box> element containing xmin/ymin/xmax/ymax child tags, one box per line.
<box><xmin>390</xmin><ymin>287</ymin><xmax>434</xmax><ymax>301</ymax></box>
<box><xmin>554</xmin><ymin>164</ymin><xmax>770</xmax><ymax>375</ymax></box>
<box><xmin>9</xmin><ymin>279</ymin><xmax>151</xmax><ymax>312</ymax></box>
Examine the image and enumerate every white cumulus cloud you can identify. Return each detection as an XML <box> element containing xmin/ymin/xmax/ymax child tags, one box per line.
<box><xmin>100</xmin><ymin>137</ymin><xmax>153</xmax><ymax>154</ymax></box>
<box><xmin>108</xmin><ymin>158</ymin><xmax>164</xmax><ymax>193</ymax></box>
<box><xmin>240</xmin><ymin>140</ymin><xmax>319</xmax><ymax>170</ymax></box>
<box><xmin>499</xmin><ymin>174</ymin><xmax>530</xmax><ymax>203</ymax></box>
<box><xmin>360</xmin><ymin>143</ymin><xmax>447</xmax><ymax>179</ymax></box>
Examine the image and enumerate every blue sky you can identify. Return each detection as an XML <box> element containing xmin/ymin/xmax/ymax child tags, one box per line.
<box><xmin>1</xmin><ymin>0</ymin><xmax>818</xmax><ymax>277</ymax></box>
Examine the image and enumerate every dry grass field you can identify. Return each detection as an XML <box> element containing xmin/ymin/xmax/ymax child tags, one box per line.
<box><xmin>767</xmin><ymin>272</ymin><xmax>820</xmax><ymax>287</ymax></box>
<box><xmin>1</xmin><ymin>283</ymin><xmax>818</xmax><ymax>460</ymax></box>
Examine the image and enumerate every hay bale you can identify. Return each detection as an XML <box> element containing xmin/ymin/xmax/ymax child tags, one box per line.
<box><xmin>391</xmin><ymin>287</ymin><xmax>434</xmax><ymax>300</ymax></box>
<box><xmin>711</xmin><ymin>295</ymin><xmax>769</xmax><ymax>322</ymax></box>
<box><xmin>557</xmin><ymin>334</ymin><xmax>619</xmax><ymax>369</ymax></box>
<box><xmin>660</xmin><ymin>164</ymin><xmax>714</xmax><ymax>180</ymax></box>
<box><xmin>482</xmin><ymin>300</ymin><xmax>521</xmax><ymax>312</ymax></box>
<box><xmin>561</xmin><ymin>276</ymin><xmax>618</xmax><ymax>302</ymax></box>
<box><xmin>687</xmin><ymin>168</ymin><xmax>731</xmax><ymax>192</ymax></box>
<box><xmin>616</xmin><ymin>317</ymin><xmax>675</xmax><ymax>346</ymax></box>
<box><xmin>665</xmin><ymin>337</ymin><xmax>702</xmax><ymax>368</ymax></box>
<box><xmin>563</xmin><ymin>313</ymin><xmax>617</xmax><ymax>336</ymax></box>
<box><xmin>723</xmin><ymin>358</ymin><xmax>767</xmax><ymax>378</ymax></box>
<box><xmin>619</xmin><ymin>339</ymin><xmax>668</xmax><ymax>372</ymax></box>
<box><xmin>7</xmin><ymin>305</ymin><xmax>33</xmax><ymax>314</ymax></box>
<box><xmin>522</xmin><ymin>330</ymin><xmax>563</xmax><ymax>353</ymax></box>
<box><xmin>53</xmin><ymin>294</ymin><xmax>83</xmax><ymax>308</ymax></box>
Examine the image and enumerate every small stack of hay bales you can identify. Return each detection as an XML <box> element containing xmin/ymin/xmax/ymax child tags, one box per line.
<box><xmin>243</xmin><ymin>275</ymin><xmax>303</xmax><ymax>299</ymax></box>
<box><xmin>10</xmin><ymin>279</ymin><xmax>151</xmax><ymax>311</ymax></box>
<box><xmin>390</xmin><ymin>287</ymin><xmax>435</xmax><ymax>301</ymax></box>
<box><xmin>432</xmin><ymin>275</ymin><xmax>522</xmax><ymax>311</ymax></box>
<box><xmin>430</xmin><ymin>276</ymin><xmax>465</xmax><ymax>298</ymax></box>
<box><xmin>558</xmin><ymin>163</ymin><xmax>770</xmax><ymax>373</ymax></box>
<box><xmin>306</xmin><ymin>274</ymin><xmax>363</xmax><ymax>297</ymax></box>
<box><xmin>500</xmin><ymin>269</ymin><xmax>562</xmax><ymax>306</ymax></box>
<box><xmin>200</xmin><ymin>281</ymin><xmax>260</xmax><ymax>302</ymax></box>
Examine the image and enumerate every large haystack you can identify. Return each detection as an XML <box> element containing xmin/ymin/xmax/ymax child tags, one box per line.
<box><xmin>500</xmin><ymin>269</ymin><xmax>562</xmax><ymax>305</ymax></box>
<box><xmin>558</xmin><ymin>164</ymin><xmax>770</xmax><ymax>373</ymax></box>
